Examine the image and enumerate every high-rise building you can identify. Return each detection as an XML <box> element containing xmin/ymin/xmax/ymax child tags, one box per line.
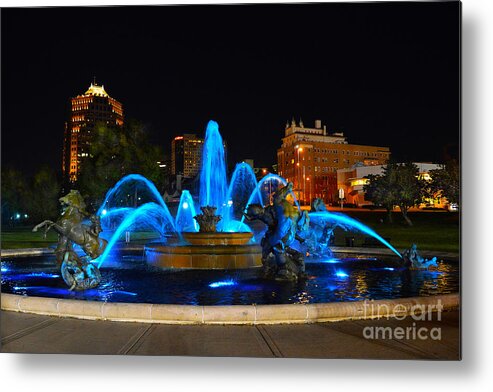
<box><xmin>171</xmin><ymin>134</ymin><xmax>204</xmax><ymax>178</ymax></box>
<box><xmin>277</xmin><ymin>119</ymin><xmax>390</xmax><ymax>204</ymax></box>
<box><xmin>62</xmin><ymin>82</ymin><xmax>124</xmax><ymax>184</ymax></box>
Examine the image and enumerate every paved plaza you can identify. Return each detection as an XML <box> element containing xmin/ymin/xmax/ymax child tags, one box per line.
<box><xmin>1</xmin><ymin>310</ymin><xmax>460</xmax><ymax>359</ymax></box>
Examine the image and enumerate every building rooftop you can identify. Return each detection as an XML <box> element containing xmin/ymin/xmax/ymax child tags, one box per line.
<box><xmin>84</xmin><ymin>83</ymin><xmax>109</xmax><ymax>97</ymax></box>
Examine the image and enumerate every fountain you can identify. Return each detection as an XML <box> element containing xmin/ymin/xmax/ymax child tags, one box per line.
<box><xmin>144</xmin><ymin>121</ymin><xmax>263</xmax><ymax>270</ymax></box>
<box><xmin>3</xmin><ymin>119</ymin><xmax>459</xmax><ymax>325</ymax></box>
<box><xmin>31</xmin><ymin>119</ymin><xmax>409</xmax><ymax>287</ymax></box>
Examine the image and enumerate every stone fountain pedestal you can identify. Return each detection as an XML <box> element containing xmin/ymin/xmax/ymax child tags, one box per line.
<box><xmin>145</xmin><ymin>232</ymin><xmax>262</xmax><ymax>269</ymax></box>
<box><xmin>145</xmin><ymin>206</ymin><xmax>262</xmax><ymax>269</ymax></box>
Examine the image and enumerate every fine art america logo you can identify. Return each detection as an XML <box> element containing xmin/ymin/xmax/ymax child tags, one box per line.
<box><xmin>361</xmin><ymin>300</ymin><xmax>443</xmax><ymax>341</ymax></box>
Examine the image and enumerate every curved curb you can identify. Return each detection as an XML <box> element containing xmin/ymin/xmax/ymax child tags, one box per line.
<box><xmin>1</xmin><ymin>292</ymin><xmax>459</xmax><ymax>325</ymax></box>
<box><xmin>1</xmin><ymin>245</ymin><xmax>144</xmax><ymax>258</ymax></box>
<box><xmin>1</xmin><ymin>246</ymin><xmax>460</xmax><ymax>260</ymax></box>
<box><xmin>1</xmin><ymin>248</ymin><xmax>54</xmax><ymax>257</ymax></box>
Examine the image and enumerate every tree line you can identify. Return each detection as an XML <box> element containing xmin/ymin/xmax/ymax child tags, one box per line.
<box><xmin>363</xmin><ymin>160</ymin><xmax>460</xmax><ymax>226</ymax></box>
<box><xmin>2</xmin><ymin>120</ymin><xmax>164</xmax><ymax>225</ymax></box>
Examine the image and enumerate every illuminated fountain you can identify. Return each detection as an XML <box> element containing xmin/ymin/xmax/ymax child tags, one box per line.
<box><xmin>144</xmin><ymin>121</ymin><xmax>262</xmax><ymax>269</ymax></box>
<box><xmin>4</xmin><ymin>119</ymin><xmax>458</xmax><ymax>310</ymax></box>
<box><xmin>93</xmin><ymin>119</ymin><xmax>404</xmax><ymax>276</ymax></box>
<box><xmin>96</xmin><ymin>121</ymin><xmax>264</xmax><ymax>270</ymax></box>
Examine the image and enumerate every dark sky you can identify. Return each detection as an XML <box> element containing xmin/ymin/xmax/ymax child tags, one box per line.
<box><xmin>1</xmin><ymin>2</ymin><xmax>460</xmax><ymax>175</ymax></box>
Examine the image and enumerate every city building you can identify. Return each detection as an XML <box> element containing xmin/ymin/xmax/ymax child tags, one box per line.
<box><xmin>157</xmin><ymin>155</ymin><xmax>172</xmax><ymax>189</ymax></box>
<box><xmin>171</xmin><ymin>134</ymin><xmax>204</xmax><ymax>178</ymax></box>
<box><xmin>337</xmin><ymin>162</ymin><xmax>446</xmax><ymax>208</ymax></box>
<box><xmin>277</xmin><ymin>119</ymin><xmax>390</xmax><ymax>204</ymax></box>
<box><xmin>62</xmin><ymin>82</ymin><xmax>124</xmax><ymax>183</ymax></box>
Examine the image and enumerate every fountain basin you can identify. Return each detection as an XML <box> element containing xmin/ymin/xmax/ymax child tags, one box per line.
<box><xmin>145</xmin><ymin>234</ymin><xmax>262</xmax><ymax>269</ymax></box>
<box><xmin>145</xmin><ymin>232</ymin><xmax>262</xmax><ymax>269</ymax></box>
<box><xmin>182</xmin><ymin>232</ymin><xmax>254</xmax><ymax>246</ymax></box>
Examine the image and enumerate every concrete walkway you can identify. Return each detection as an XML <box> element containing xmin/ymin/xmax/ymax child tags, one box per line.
<box><xmin>1</xmin><ymin>310</ymin><xmax>460</xmax><ymax>359</ymax></box>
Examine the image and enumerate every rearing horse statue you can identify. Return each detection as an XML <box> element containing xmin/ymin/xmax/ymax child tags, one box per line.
<box><xmin>33</xmin><ymin>190</ymin><xmax>107</xmax><ymax>290</ymax></box>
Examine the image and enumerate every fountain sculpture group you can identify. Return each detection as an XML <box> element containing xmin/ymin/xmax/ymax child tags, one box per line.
<box><xmin>244</xmin><ymin>182</ymin><xmax>308</xmax><ymax>281</ymax></box>
<box><xmin>32</xmin><ymin>120</ymin><xmax>439</xmax><ymax>290</ymax></box>
<box><xmin>33</xmin><ymin>190</ymin><xmax>107</xmax><ymax>290</ymax></box>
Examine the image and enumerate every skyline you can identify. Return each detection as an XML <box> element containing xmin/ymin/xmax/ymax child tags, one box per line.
<box><xmin>1</xmin><ymin>3</ymin><xmax>460</xmax><ymax>174</ymax></box>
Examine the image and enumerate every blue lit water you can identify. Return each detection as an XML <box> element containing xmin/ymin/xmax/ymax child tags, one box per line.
<box><xmin>96</xmin><ymin>203</ymin><xmax>177</xmax><ymax>268</ymax></box>
<box><xmin>199</xmin><ymin>120</ymin><xmax>228</xmax><ymax>214</ymax></box>
<box><xmin>1</xmin><ymin>255</ymin><xmax>459</xmax><ymax>305</ymax></box>
<box><xmin>98</xmin><ymin>173</ymin><xmax>172</xmax><ymax>216</ymax></box>
<box><xmin>309</xmin><ymin>212</ymin><xmax>402</xmax><ymax>258</ymax></box>
<box><xmin>224</xmin><ymin>162</ymin><xmax>257</xmax><ymax>225</ymax></box>
<box><xmin>175</xmin><ymin>190</ymin><xmax>199</xmax><ymax>232</ymax></box>
<box><xmin>95</xmin><ymin>120</ymin><xmax>402</xmax><ymax>265</ymax></box>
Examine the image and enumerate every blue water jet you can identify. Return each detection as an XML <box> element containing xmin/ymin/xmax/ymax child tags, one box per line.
<box><xmin>320</xmin><ymin>258</ymin><xmax>341</xmax><ymax>264</ymax></box>
<box><xmin>245</xmin><ymin>173</ymin><xmax>287</xmax><ymax>207</ymax></box>
<box><xmin>175</xmin><ymin>190</ymin><xmax>198</xmax><ymax>232</ymax></box>
<box><xmin>97</xmin><ymin>174</ymin><xmax>170</xmax><ymax>216</ymax></box>
<box><xmin>199</xmin><ymin>121</ymin><xmax>228</xmax><ymax>214</ymax></box>
<box><xmin>224</xmin><ymin>162</ymin><xmax>258</xmax><ymax>226</ymax></box>
<box><xmin>309</xmin><ymin>211</ymin><xmax>402</xmax><ymax>258</ymax></box>
<box><xmin>97</xmin><ymin>202</ymin><xmax>177</xmax><ymax>268</ymax></box>
<box><xmin>100</xmin><ymin>207</ymin><xmax>134</xmax><ymax>231</ymax></box>
<box><xmin>113</xmin><ymin>291</ymin><xmax>138</xmax><ymax>296</ymax></box>
<box><xmin>222</xmin><ymin>219</ymin><xmax>252</xmax><ymax>233</ymax></box>
<box><xmin>209</xmin><ymin>279</ymin><xmax>237</xmax><ymax>288</ymax></box>
<box><xmin>4</xmin><ymin>273</ymin><xmax>60</xmax><ymax>280</ymax></box>
<box><xmin>335</xmin><ymin>270</ymin><xmax>349</xmax><ymax>278</ymax></box>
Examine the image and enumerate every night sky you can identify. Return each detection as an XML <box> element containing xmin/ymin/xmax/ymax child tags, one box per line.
<box><xmin>1</xmin><ymin>2</ymin><xmax>460</xmax><ymax>175</ymax></box>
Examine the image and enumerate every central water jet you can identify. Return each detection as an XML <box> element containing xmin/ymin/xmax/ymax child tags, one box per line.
<box><xmin>199</xmin><ymin>120</ymin><xmax>228</xmax><ymax>216</ymax></box>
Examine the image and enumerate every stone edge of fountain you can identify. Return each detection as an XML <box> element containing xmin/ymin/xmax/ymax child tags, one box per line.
<box><xmin>1</xmin><ymin>248</ymin><xmax>460</xmax><ymax>324</ymax></box>
<box><xmin>0</xmin><ymin>292</ymin><xmax>459</xmax><ymax>324</ymax></box>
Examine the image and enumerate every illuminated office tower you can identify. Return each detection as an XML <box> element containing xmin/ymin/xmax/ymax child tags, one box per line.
<box><xmin>171</xmin><ymin>134</ymin><xmax>205</xmax><ymax>178</ymax></box>
<box><xmin>62</xmin><ymin>82</ymin><xmax>124</xmax><ymax>183</ymax></box>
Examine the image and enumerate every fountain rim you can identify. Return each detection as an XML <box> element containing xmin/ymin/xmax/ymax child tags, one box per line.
<box><xmin>0</xmin><ymin>292</ymin><xmax>459</xmax><ymax>325</ymax></box>
<box><xmin>1</xmin><ymin>248</ymin><xmax>459</xmax><ymax>325</ymax></box>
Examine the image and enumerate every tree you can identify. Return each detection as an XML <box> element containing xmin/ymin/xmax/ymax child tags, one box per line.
<box><xmin>26</xmin><ymin>166</ymin><xmax>61</xmax><ymax>222</ymax></box>
<box><xmin>392</xmin><ymin>162</ymin><xmax>426</xmax><ymax>226</ymax></box>
<box><xmin>78</xmin><ymin>120</ymin><xmax>163</xmax><ymax>207</ymax></box>
<box><xmin>1</xmin><ymin>166</ymin><xmax>29</xmax><ymax>225</ymax></box>
<box><xmin>364</xmin><ymin>170</ymin><xmax>397</xmax><ymax>223</ymax></box>
<box><xmin>364</xmin><ymin>162</ymin><xmax>426</xmax><ymax>226</ymax></box>
<box><xmin>428</xmin><ymin>160</ymin><xmax>460</xmax><ymax>206</ymax></box>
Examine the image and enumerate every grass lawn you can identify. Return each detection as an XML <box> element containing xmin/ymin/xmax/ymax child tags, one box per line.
<box><xmin>331</xmin><ymin>210</ymin><xmax>460</xmax><ymax>253</ymax></box>
<box><xmin>1</xmin><ymin>211</ymin><xmax>459</xmax><ymax>253</ymax></box>
<box><xmin>0</xmin><ymin>226</ymin><xmax>162</xmax><ymax>250</ymax></box>
<box><xmin>1</xmin><ymin>226</ymin><xmax>60</xmax><ymax>249</ymax></box>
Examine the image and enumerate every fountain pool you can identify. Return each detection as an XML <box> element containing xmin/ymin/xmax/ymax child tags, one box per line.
<box><xmin>1</xmin><ymin>253</ymin><xmax>459</xmax><ymax>306</ymax></box>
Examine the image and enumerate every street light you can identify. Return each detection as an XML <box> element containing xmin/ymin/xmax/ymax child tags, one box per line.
<box><xmin>296</xmin><ymin>146</ymin><xmax>303</xmax><ymax>204</ymax></box>
<box><xmin>306</xmin><ymin>176</ymin><xmax>310</xmax><ymax>203</ymax></box>
<box><xmin>300</xmin><ymin>148</ymin><xmax>306</xmax><ymax>203</ymax></box>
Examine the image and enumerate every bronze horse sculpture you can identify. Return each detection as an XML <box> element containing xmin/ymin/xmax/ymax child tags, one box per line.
<box><xmin>33</xmin><ymin>190</ymin><xmax>107</xmax><ymax>290</ymax></box>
